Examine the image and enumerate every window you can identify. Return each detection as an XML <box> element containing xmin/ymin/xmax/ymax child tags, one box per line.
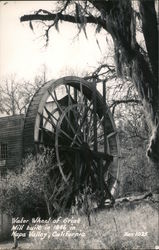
<box><xmin>0</xmin><ymin>143</ymin><xmax>7</xmax><ymax>160</ymax></box>
<box><xmin>0</xmin><ymin>143</ymin><xmax>7</xmax><ymax>168</ymax></box>
<box><xmin>0</xmin><ymin>144</ymin><xmax>7</xmax><ymax>179</ymax></box>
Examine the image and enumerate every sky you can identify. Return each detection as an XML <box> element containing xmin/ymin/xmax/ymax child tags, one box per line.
<box><xmin>0</xmin><ymin>1</ymin><xmax>112</xmax><ymax>84</ymax></box>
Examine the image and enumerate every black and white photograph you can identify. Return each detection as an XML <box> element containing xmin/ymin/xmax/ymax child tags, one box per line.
<box><xmin>0</xmin><ymin>1</ymin><xmax>158</xmax><ymax>249</ymax></box>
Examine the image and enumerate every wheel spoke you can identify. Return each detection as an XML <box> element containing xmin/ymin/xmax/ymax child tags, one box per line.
<box><xmin>56</xmin><ymin>127</ymin><xmax>81</xmax><ymax>147</ymax></box>
<box><xmin>89</xmin><ymin>131</ymin><xmax>104</xmax><ymax>144</ymax></box>
<box><xmin>49</xmin><ymin>89</ymin><xmax>82</xmax><ymax>145</ymax></box>
<box><xmin>44</xmin><ymin>106</ymin><xmax>58</xmax><ymax>122</ymax></box>
<box><xmin>79</xmin><ymin>80</ymin><xmax>83</xmax><ymax>103</ymax></box>
<box><xmin>41</xmin><ymin>111</ymin><xmax>80</xmax><ymax>147</ymax></box>
<box><xmin>65</xmin><ymin>85</ymin><xmax>80</xmax><ymax>124</ymax></box>
<box><xmin>65</xmin><ymin>85</ymin><xmax>73</xmax><ymax>105</ymax></box>
<box><xmin>65</xmin><ymin>85</ymin><xmax>72</xmax><ymax>122</ymax></box>
<box><xmin>97</xmin><ymin>116</ymin><xmax>104</xmax><ymax>130</ymax></box>
<box><xmin>40</xmin><ymin>112</ymin><xmax>56</xmax><ymax>129</ymax></box>
<box><xmin>86</xmin><ymin>110</ymin><xmax>94</xmax><ymax>133</ymax></box>
<box><xmin>48</xmin><ymin>90</ymin><xmax>63</xmax><ymax>114</ymax></box>
<box><xmin>71</xmin><ymin>101</ymin><xmax>93</xmax><ymax>145</ymax></box>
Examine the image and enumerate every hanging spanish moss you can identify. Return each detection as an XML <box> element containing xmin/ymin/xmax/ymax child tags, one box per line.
<box><xmin>103</xmin><ymin>0</ymin><xmax>158</xmax><ymax>165</ymax></box>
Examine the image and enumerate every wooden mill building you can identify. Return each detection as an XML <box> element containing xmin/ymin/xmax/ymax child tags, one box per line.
<box><xmin>0</xmin><ymin>115</ymin><xmax>24</xmax><ymax>176</ymax></box>
<box><xmin>0</xmin><ymin>114</ymin><xmax>24</xmax><ymax>240</ymax></box>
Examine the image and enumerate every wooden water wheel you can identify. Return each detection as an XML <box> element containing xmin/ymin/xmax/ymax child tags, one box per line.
<box><xmin>23</xmin><ymin>76</ymin><xmax>120</xmax><ymax>207</ymax></box>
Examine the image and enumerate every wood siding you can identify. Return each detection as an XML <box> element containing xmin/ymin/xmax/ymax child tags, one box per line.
<box><xmin>0</xmin><ymin>115</ymin><xmax>24</xmax><ymax>169</ymax></box>
<box><xmin>0</xmin><ymin>212</ymin><xmax>12</xmax><ymax>241</ymax></box>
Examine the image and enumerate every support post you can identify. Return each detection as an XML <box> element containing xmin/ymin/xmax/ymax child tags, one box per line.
<box><xmin>92</xmin><ymin>78</ymin><xmax>97</xmax><ymax>152</ymax></box>
<box><xmin>103</xmin><ymin>79</ymin><xmax>107</xmax><ymax>154</ymax></box>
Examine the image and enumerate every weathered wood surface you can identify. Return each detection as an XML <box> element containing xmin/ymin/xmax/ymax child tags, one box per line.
<box><xmin>113</xmin><ymin>191</ymin><xmax>159</xmax><ymax>207</ymax></box>
<box><xmin>23</xmin><ymin>80</ymin><xmax>54</xmax><ymax>155</ymax></box>
<box><xmin>23</xmin><ymin>76</ymin><xmax>118</xmax><ymax>156</ymax></box>
<box><xmin>0</xmin><ymin>115</ymin><xmax>24</xmax><ymax>169</ymax></box>
<box><xmin>103</xmin><ymin>191</ymin><xmax>159</xmax><ymax>210</ymax></box>
<box><xmin>0</xmin><ymin>211</ymin><xmax>12</xmax><ymax>241</ymax></box>
<box><xmin>115</xmin><ymin>192</ymin><xmax>153</xmax><ymax>203</ymax></box>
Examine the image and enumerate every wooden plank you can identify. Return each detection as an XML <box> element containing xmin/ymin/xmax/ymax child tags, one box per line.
<box><xmin>0</xmin><ymin>115</ymin><xmax>24</xmax><ymax>169</ymax></box>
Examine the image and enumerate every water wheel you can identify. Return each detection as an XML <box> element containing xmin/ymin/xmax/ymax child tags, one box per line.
<box><xmin>23</xmin><ymin>76</ymin><xmax>120</xmax><ymax>207</ymax></box>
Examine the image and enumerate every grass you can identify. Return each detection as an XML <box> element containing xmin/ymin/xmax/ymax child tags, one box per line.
<box><xmin>29</xmin><ymin>200</ymin><xmax>158</xmax><ymax>250</ymax></box>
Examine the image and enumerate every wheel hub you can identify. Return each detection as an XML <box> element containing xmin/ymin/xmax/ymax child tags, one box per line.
<box><xmin>79</xmin><ymin>142</ymin><xmax>92</xmax><ymax>162</ymax></box>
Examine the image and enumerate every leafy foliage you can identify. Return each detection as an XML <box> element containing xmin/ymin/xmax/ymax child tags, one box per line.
<box><xmin>0</xmin><ymin>153</ymin><xmax>47</xmax><ymax>217</ymax></box>
<box><xmin>0</xmin><ymin>149</ymin><xmax>96</xmax><ymax>218</ymax></box>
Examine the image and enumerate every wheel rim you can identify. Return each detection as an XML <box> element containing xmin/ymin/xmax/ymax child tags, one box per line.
<box><xmin>23</xmin><ymin>76</ymin><xmax>120</xmax><ymax>201</ymax></box>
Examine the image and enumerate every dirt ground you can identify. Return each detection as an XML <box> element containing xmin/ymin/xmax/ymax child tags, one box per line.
<box><xmin>0</xmin><ymin>239</ymin><xmax>35</xmax><ymax>250</ymax></box>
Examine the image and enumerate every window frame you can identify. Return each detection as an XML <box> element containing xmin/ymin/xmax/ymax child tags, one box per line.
<box><xmin>0</xmin><ymin>143</ymin><xmax>8</xmax><ymax>167</ymax></box>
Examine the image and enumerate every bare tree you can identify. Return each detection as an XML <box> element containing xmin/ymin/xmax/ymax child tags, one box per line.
<box><xmin>0</xmin><ymin>77</ymin><xmax>23</xmax><ymax>116</ymax></box>
<box><xmin>0</xmin><ymin>68</ymin><xmax>47</xmax><ymax>116</ymax></box>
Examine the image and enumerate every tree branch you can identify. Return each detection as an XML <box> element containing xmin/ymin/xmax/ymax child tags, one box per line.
<box><xmin>92</xmin><ymin>64</ymin><xmax>115</xmax><ymax>76</ymax></box>
<box><xmin>110</xmin><ymin>99</ymin><xmax>141</xmax><ymax>108</ymax></box>
<box><xmin>20</xmin><ymin>12</ymin><xmax>105</xmax><ymax>29</ymax></box>
<box><xmin>110</xmin><ymin>99</ymin><xmax>141</xmax><ymax>115</ymax></box>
